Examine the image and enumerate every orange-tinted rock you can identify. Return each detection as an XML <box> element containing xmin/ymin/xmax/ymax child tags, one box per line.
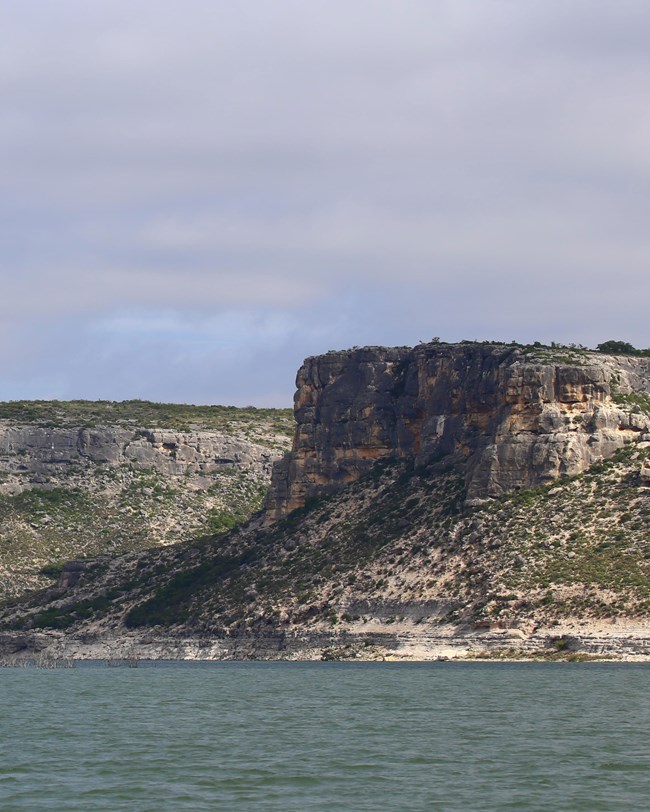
<box><xmin>265</xmin><ymin>343</ymin><xmax>650</xmax><ymax>522</ymax></box>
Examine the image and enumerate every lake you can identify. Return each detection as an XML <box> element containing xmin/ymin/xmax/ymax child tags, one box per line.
<box><xmin>1</xmin><ymin>661</ymin><xmax>648</xmax><ymax>811</ymax></box>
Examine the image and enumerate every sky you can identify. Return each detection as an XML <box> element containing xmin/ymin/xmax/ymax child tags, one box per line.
<box><xmin>2</xmin><ymin>0</ymin><xmax>649</xmax><ymax>406</ymax></box>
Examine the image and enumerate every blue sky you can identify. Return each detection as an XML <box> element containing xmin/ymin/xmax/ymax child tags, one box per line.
<box><xmin>2</xmin><ymin>0</ymin><xmax>649</xmax><ymax>405</ymax></box>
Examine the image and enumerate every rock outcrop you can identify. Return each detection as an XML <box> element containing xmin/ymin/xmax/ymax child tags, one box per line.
<box><xmin>0</xmin><ymin>426</ymin><xmax>278</xmax><ymax>496</ymax></box>
<box><xmin>266</xmin><ymin>343</ymin><xmax>650</xmax><ymax>521</ymax></box>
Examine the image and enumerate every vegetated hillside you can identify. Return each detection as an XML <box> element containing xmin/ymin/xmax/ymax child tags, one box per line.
<box><xmin>0</xmin><ymin>400</ymin><xmax>293</xmax><ymax>598</ymax></box>
<box><xmin>1</xmin><ymin>340</ymin><xmax>649</xmax><ymax>662</ymax></box>
<box><xmin>1</xmin><ymin>438</ymin><xmax>648</xmax><ymax>647</ymax></box>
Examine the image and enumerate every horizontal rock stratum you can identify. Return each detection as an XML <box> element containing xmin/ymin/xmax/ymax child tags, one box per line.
<box><xmin>266</xmin><ymin>342</ymin><xmax>650</xmax><ymax>521</ymax></box>
<box><xmin>0</xmin><ymin>425</ymin><xmax>278</xmax><ymax>495</ymax></box>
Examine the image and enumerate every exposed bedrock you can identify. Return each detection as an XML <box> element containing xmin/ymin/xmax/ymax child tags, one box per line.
<box><xmin>266</xmin><ymin>343</ymin><xmax>650</xmax><ymax>521</ymax></box>
<box><xmin>0</xmin><ymin>425</ymin><xmax>277</xmax><ymax>495</ymax></box>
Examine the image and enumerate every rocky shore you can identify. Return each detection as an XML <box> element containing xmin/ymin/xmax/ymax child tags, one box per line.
<box><xmin>2</xmin><ymin>618</ymin><xmax>650</xmax><ymax>664</ymax></box>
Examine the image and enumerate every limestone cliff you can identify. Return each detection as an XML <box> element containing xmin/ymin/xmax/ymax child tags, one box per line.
<box><xmin>0</xmin><ymin>403</ymin><xmax>292</xmax><ymax>597</ymax></box>
<box><xmin>266</xmin><ymin>343</ymin><xmax>650</xmax><ymax>521</ymax></box>
<box><xmin>0</xmin><ymin>425</ymin><xmax>277</xmax><ymax>496</ymax></box>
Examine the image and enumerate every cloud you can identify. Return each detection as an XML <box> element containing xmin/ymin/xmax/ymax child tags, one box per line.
<box><xmin>1</xmin><ymin>1</ymin><xmax>649</xmax><ymax>403</ymax></box>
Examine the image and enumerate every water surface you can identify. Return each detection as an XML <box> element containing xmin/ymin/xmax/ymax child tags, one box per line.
<box><xmin>1</xmin><ymin>661</ymin><xmax>648</xmax><ymax>811</ymax></box>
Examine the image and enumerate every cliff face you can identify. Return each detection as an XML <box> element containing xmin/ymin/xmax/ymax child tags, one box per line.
<box><xmin>0</xmin><ymin>426</ymin><xmax>277</xmax><ymax>496</ymax></box>
<box><xmin>266</xmin><ymin>343</ymin><xmax>650</xmax><ymax>521</ymax></box>
<box><xmin>3</xmin><ymin>347</ymin><xmax>650</xmax><ymax>661</ymax></box>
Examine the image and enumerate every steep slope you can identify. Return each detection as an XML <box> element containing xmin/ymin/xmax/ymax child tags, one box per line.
<box><xmin>0</xmin><ymin>401</ymin><xmax>292</xmax><ymax>598</ymax></box>
<box><xmin>0</xmin><ymin>440</ymin><xmax>648</xmax><ymax>661</ymax></box>
<box><xmin>0</xmin><ymin>343</ymin><xmax>649</xmax><ymax>662</ymax></box>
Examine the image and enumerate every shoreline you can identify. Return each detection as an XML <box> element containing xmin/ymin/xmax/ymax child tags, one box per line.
<box><xmin>2</xmin><ymin>618</ymin><xmax>650</xmax><ymax>665</ymax></box>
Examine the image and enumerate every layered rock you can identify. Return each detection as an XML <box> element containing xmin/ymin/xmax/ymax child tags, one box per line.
<box><xmin>266</xmin><ymin>343</ymin><xmax>650</xmax><ymax>521</ymax></box>
<box><xmin>0</xmin><ymin>425</ymin><xmax>278</xmax><ymax>496</ymax></box>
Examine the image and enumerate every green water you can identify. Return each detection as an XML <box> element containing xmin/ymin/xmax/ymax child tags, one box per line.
<box><xmin>0</xmin><ymin>662</ymin><xmax>648</xmax><ymax>811</ymax></box>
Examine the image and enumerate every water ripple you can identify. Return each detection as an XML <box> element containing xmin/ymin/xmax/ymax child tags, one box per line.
<box><xmin>1</xmin><ymin>662</ymin><xmax>649</xmax><ymax>811</ymax></box>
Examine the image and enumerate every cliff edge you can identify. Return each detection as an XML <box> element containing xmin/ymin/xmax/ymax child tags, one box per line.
<box><xmin>266</xmin><ymin>343</ymin><xmax>650</xmax><ymax>521</ymax></box>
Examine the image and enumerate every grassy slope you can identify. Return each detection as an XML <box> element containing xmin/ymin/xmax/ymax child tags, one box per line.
<box><xmin>0</xmin><ymin>467</ymin><xmax>269</xmax><ymax>597</ymax></box>
<box><xmin>3</xmin><ymin>439</ymin><xmax>648</xmax><ymax>634</ymax></box>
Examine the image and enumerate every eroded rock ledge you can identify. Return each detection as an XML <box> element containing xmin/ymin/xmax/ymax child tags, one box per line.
<box><xmin>266</xmin><ymin>343</ymin><xmax>650</xmax><ymax>521</ymax></box>
<box><xmin>0</xmin><ymin>426</ymin><xmax>278</xmax><ymax>496</ymax></box>
<box><xmin>2</xmin><ymin>621</ymin><xmax>650</xmax><ymax>664</ymax></box>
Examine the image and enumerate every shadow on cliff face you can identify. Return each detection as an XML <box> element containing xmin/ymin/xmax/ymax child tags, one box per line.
<box><xmin>2</xmin><ymin>435</ymin><xmax>649</xmax><ymax>644</ymax></box>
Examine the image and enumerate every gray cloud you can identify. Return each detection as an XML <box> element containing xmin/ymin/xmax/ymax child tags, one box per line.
<box><xmin>1</xmin><ymin>0</ymin><xmax>649</xmax><ymax>404</ymax></box>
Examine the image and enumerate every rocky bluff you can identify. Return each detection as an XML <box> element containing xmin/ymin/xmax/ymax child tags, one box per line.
<box><xmin>266</xmin><ymin>343</ymin><xmax>650</xmax><ymax>521</ymax></box>
<box><xmin>0</xmin><ymin>425</ymin><xmax>277</xmax><ymax>496</ymax></box>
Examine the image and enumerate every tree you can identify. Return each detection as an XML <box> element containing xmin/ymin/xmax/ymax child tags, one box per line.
<box><xmin>596</xmin><ymin>340</ymin><xmax>639</xmax><ymax>356</ymax></box>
